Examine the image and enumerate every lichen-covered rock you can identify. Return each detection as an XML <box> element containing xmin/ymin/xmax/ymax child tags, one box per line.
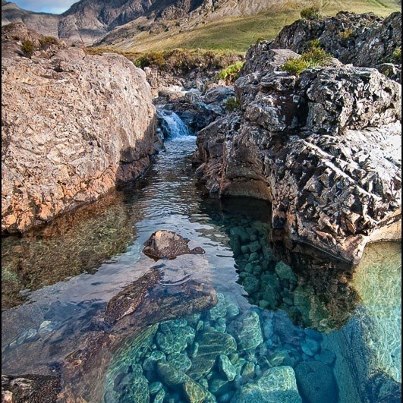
<box><xmin>232</xmin><ymin>366</ymin><xmax>302</xmax><ymax>403</ymax></box>
<box><xmin>143</xmin><ymin>230</ymin><xmax>205</xmax><ymax>260</ymax></box>
<box><xmin>194</xmin><ymin>48</ymin><xmax>401</xmax><ymax>264</ymax></box>
<box><xmin>1</xmin><ymin>24</ymin><xmax>157</xmax><ymax>234</ymax></box>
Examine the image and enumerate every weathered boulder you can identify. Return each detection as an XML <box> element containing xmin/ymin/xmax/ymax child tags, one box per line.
<box><xmin>194</xmin><ymin>45</ymin><xmax>401</xmax><ymax>264</ymax></box>
<box><xmin>1</xmin><ymin>24</ymin><xmax>158</xmax><ymax>234</ymax></box>
<box><xmin>270</xmin><ymin>11</ymin><xmax>402</xmax><ymax>72</ymax></box>
<box><xmin>143</xmin><ymin>230</ymin><xmax>205</xmax><ymax>260</ymax></box>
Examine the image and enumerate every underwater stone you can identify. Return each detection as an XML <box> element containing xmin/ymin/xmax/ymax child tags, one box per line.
<box><xmin>243</xmin><ymin>275</ymin><xmax>259</xmax><ymax>294</ymax></box>
<box><xmin>230</xmin><ymin>227</ymin><xmax>250</xmax><ymax>243</ymax></box>
<box><xmin>125</xmin><ymin>364</ymin><xmax>150</xmax><ymax>403</ymax></box>
<box><xmin>241</xmin><ymin>245</ymin><xmax>250</xmax><ymax>254</ymax></box>
<box><xmin>142</xmin><ymin>351</ymin><xmax>166</xmax><ymax>372</ymax></box>
<box><xmin>226</xmin><ymin>302</ymin><xmax>240</xmax><ymax>319</ymax></box>
<box><xmin>167</xmin><ymin>352</ymin><xmax>192</xmax><ymax>373</ymax></box>
<box><xmin>231</xmin><ymin>311</ymin><xmax>263</xmax><ymax>351</ymax></box>
<box><xmin>156</xmin><ymin>321</ymin><xmax>195</xmax><ymax>355</ymax></box>
<box><xmin>258</xmin><ymin>300</ymin><xmax>270</xmax><ymax>309</ymax></box>
<box><xmin>209</xmin><ymin>293</ymin><xmax>228</xmax><ymax>321</ymax></box>
<box><xmin>149</xmin><ymin>381</ymin><xmax>163</xmax><ymax>395</ymax></box>
<box><xmin>153</xmin><ymin>388</ymin><xmax>165</xmax><ymax>403</ymax></box>
<box><xmin>209</xmin><ymin>377</ymin><xmax>231</xmax><ymax>395</ymax></box>
<box><xmin>301</xmin><ymin>338</ymin><xmax>320</xmax><ymax>357</ymax></box>
<box><xmin>183</xmin><ymin>379</ymin><xmax>207</xmax><ymax>403</ymax></box>
<box><xmin>295</xmin><ymin>361</ymin><xmax>338</xmax><ymax>403</ymax></box>
<box><xmin>215</xmin><ymin>318</ymin><xmax>227</xmax><ymax>333</ymax></box>
<box><xmin>244</xmin><ymin>263</ymin><xmax>254</xmax><ymax>273</ymax></box>
<box><xmin>190</xmin><ymin>342</ymin><xmax>199</xmax><ymax>359</ymax></box>
<box><xmin>274</xmin><ymin>261</ymin><xmax>297</xmax><ymax>282</ymax></box>
<box><xmin>314</xmin><ymin>349</ymin><xmax>336</xmax><ymax>365</ymax></box>
<box><xmin>156</xmin><ymin>362</ymin><xmax>187</xmax><ymax>387</ymax></box>
<box><xmin>188</xmin><ymin>331</ymin><xmax>237</xmax><ymax>379</ymax></box>
<box><xmin>241</xmin><ymin>362</ymin><xmax>255</xmax><ymax>380</ymax></box>
<box><xmin>248</xmin><ymin>252</ymin><xmax>260</xmax><ymax>262</ymax></box>
<box><xmin>248</xmin><ymin>241</ymin><xmax>261</xmax><ymax>253</ymax></box>
<box><xmin>232</xmin><ymin>366</ymin><xmax>302</xmax><ymax>403</ymax></box>
<box><xmin>218</xmin><ymin>355</ymin><xmax>237</xmax><ymax>381</ymax></box>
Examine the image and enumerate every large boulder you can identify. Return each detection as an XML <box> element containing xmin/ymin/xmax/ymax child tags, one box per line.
<box><xmin>194</xmin><ymin>43</ymin><xmax>401</xmax><ymax>264</ymax></box>
<box><xmin>1</xmin><ymin>24</ymin><xmax>158</xmax><ymax>234</ymax></box>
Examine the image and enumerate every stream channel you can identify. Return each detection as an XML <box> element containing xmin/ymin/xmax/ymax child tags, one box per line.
<box><xmin>1</xmin><ymin>108</ymin><xmax>401</xmax><ymax>403</ymax></box>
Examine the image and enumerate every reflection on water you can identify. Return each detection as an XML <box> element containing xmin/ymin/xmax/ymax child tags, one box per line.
<box><xmin>1</xmin><ymin>129</ymin><xmax>401</xmax><ymax>403</ymax></box>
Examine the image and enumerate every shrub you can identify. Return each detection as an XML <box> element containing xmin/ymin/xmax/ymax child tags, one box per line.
<box><xmin>281</xmin><ymin>47</ymin><xmax>332</xmax><ymax>75</ymax></box>
<box><xmin>217</xmin><ymin>61</ymin><xmax>245</xmax><ymax>83</ymax></box>
<box><xmin>392</xmin><ymin>47</ymin><xmax>401</xmax><ymax>63</ymax></box>
<box><xmin>300</xmin><ymin>6</ymin><xmax>321</xmax><ymax>20</ymax></box>
<box><xmin>308</xmin><ymin>38</ymin><xmax>321</xmax><ymax>49</ymax></box>
<box><xmin>281</xmin><ymin>57</ymin><xmax>311</xmax><ymax>75</ymax></box>
<box><xmin>300</xmin><ymin>46</ymin><xmax>332</xmax><ymax>65</ymax></box>
<box><xmin>21</xmin><ymin>39</ymin><xmax>35</xmax><ymax>58</ymax></box>
<box><xmin>39</xmin><ymin>35</ymin><xmax>58</xmax><ymax>50</ymax></box>
<box><xmin>225</xmin><ymin>96</ymin><xmax>241</xmax><ymax>111</ymax></box>
<box><xmin>339</xmin><ymin>28</ymin><xmax>353</xmax><ymax>41</ymax></box>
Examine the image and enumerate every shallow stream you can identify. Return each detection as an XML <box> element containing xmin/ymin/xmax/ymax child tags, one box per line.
<box><xmin>1</xmin><ymin>111</ymin><xmax>401</xmax><ymax>403</ymax></box>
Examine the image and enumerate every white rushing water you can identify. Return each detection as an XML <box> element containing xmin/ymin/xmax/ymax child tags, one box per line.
<box><xmin>157</xmin><ymin>109</ymin><xmax>192</xmax><ymax>139</ymax></box>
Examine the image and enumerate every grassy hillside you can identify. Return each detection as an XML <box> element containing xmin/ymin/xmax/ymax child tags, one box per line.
<box><xmin>96</xmin><ymin>0</ymin><xmax>400</xmax><ymax>54</ymax></box>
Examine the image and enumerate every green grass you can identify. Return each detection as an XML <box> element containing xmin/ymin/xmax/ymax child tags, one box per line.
<box><xmin>217</xmin><ymin>61</ymin><xmax>245</xmax><ymax>83</ymax></box>
<box><xmin>97</xmin><ymin>0</ymin><xmax>400</xmax><ymax>55</ymax></box>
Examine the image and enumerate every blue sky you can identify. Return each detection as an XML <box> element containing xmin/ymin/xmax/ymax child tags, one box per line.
<box><xmin>12</xmin><ymin>0</ymin><xmax>77</xmax><ymax>14</ymax></box>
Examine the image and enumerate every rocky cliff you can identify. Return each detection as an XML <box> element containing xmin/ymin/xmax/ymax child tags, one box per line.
<box><xmin>1</xmin><ymin>23</ymin><xmax>158</xmax><ymax>234</ymax></box>
<box><xmin>194</xmin><ymin>15</ymin><xmax>402</xmax><ymax>265</ymax></box>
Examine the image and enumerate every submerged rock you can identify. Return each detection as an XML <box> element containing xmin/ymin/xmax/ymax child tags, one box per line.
<box><xmin>232</xmin><ymin>366</ymin><xmax>302</xmax><ymax>402</ymax></box>
<box><xmin>295</xmin><ymin>360</ymin><xmax>338</xmax><ymax>403</ymax></box>
<box><xmin>143</xmin><ymin>230</ymin><xmax>205</xmax><ymax>260</ymax></box>
<box><xmin>229</xmin><ymin>311</ymin><xmax>263</xmax><ymax>351</ymax></box>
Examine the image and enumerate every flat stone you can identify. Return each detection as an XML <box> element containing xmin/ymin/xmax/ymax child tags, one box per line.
<box><xmin>218</xmin><ymin>355</ymin><xmax>237</xmax><ymax>381</ymax></box>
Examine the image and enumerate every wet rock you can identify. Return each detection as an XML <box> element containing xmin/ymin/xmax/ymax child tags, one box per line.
<box><xmin>232</xmin><ymin>366</ymin><xmax>302</xmax><ymax>402</ymax></box>
<box><xmin>314</xmin><ymin>349</ymin><xmax>336</xmax><ymax>366</ymax></box>
<box><xmin>154</xmin><ymin>388</ymin><xmax>166</xmax><ymax>403</ymax></box>
<box><xmin>274</xmin><ymin>261</ymin><xmax>296</xmax><ymax>282</ymax></box>
<box><xmin>143</xmin><ymin>230</ymin><xmax>205</xmax><ymax>260</ymax></box>
<box><xmin>230</xmin><ymin>311</ymin><xmax>263</xmax><ymax>351</ymax></box>
<box><xmin>143</xmin><ymin>351</ymin><xmax>166</xmax><ymax>372</ymax></box>
<box><xmin>301</xmin><ymin>338</ymin><xmax>320</xmax><ymax>357</ymax></box>
<box><xmin>149</xmin><ymin>381</ymin><xmax>163</xmax><ymax>395</ymax></box>
<box><xmin>156</xmin><ymin>320</ymin><xmax>195</xmax><ymax>355</ymax></box>
<box><xmin>209</xmin><ymin>293</ymin><xmax>228</xmax><ymax>321</ymax></box>
<box><xmin>295</xmin><ymin>360</ymin><xmax>338</xmax><ymax>403</ymax></box>
<box><xmin>241</xmin><ymin>362</ymin><xmax>255</xmax><ymax>380</ymax></box>
<box><xmin>188</xmin><ymin>331</ymin><xmax>237</xmax><ymax>379</ymax></box>
<box><xmin>183</xmin><ymin>379</ymin><xmax>208</xmax><ymax>403</ymax></box>
<box><xmin>242</xmin><ymin>275</ymin><xmax>259</xmax><ymax>294</ymax></box>
<box><xmin>218</xmin><ymin>355</ymin><xmax>237</xmax><ymax>381</ymax></box>
<box><xmin>209</xmin><ymin>377</ymin><xmax>231</xmax><ymax>395</ymax></box>
<box><xmin>167</xmin><ymin>352</ymin><xmax>192</xmax><ymax>373</ymax></box>
<box><xmin>156</xmin><ymin>362</ymin><xmax>187</xmax><ymax>387</ymax></box>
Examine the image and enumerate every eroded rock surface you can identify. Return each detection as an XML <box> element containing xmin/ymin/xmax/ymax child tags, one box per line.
<box><xmin>143</xmin><ymin>230</ymin><xmax>205</xmax><ymax>260</ymax></box>
<box><xmin>1</xmin><ymin>23</ymin><xmax>158</xmax><ymax>234</ymax></box>
<box><xmin>194</xmin><ymin>35</ymin><xmax>401</xmax><ymax>264</ymax></box>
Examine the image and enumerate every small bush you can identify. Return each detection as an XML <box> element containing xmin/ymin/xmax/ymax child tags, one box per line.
<box><xmin>301</xmin><ymin>46</ymin><xmax>332</xmax><ymax>65</ymax></box>
<box><xmin>225</xmin><ymin>96</ymin><xmax>241</xmax><ymax>111</ymax></box>
<box><xmin>281</xmin><ymin>47</ymin><xmax>332</xmax><ymax>76</ymax></box>
<box><xmin>281</xmin><ymin>58</ymin><xmax>311</xmax><ymax>75</ymax></box>
<box><xmin>308</xmin><ymin>38</ymin><xmax>321</xmax><ymax>49</ymax></box>
<box><xmin>217</xmin><ymin>61</ymin><xmax>245</xmax><ymax>83</ymax></box>
<box><xmin>339</xmin><ymin>28</ymin><xmax>353</xmax><ymax>41</ymax></box>
<box><xmin>39</xmin><ymin>35</ymin><xmax>58</xmax><ymax>50</ymax></box>
<box><xmin>300</xmin><ymin>6</ymin><xmax>321</xmax><ymax>20</ymax></box>
<box><xmin>21</xmin><ymin>39</ymin><xmax>35</xmax><ymax>58</ymax></box>
<box><xmin>392</xmin><ymin>47</ymin><xmax>401</xmax><ymax>63</ymax></box>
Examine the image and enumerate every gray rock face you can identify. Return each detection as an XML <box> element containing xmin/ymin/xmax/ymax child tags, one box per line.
<box><xmin>270</xmin><ymin>11</ymin><xmax>402</xmax><ymax>72</ymax></box>
<box><xmin>1</xmin><ymin>24</ymin><xmax>157</xmax><ymax>234</ymax></box>
<box><xmin>194</xmin><ymin>36</ymin><xmax>401</xmax><ymax>264</ymax></box>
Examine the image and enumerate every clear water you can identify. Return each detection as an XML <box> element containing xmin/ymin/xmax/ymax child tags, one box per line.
<box><xmin>1</xmin><ymin>115</ymin><xmax>401</xmax><ymax>403</ymax></box>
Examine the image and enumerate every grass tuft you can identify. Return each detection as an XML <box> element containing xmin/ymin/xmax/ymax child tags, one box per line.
<box><xmin>217</xmin><ymin>61</ymin><xmax>245</xmax><ymax>83</ymax></box>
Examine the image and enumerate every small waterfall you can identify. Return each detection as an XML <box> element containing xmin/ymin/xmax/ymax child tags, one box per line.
<box><xmin>157</xmin><ymin>109</ymin><xmax>191</xmax><ymax>139</ymax></box>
